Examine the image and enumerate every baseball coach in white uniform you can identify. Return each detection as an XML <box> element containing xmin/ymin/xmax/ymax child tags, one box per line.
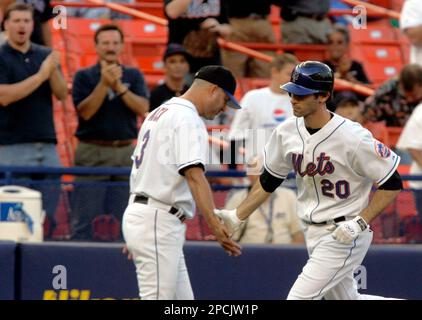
<box><xmin>122</xmin><ymin>66</ymin><xmax>242</xmax><ymax>300</ymax></box>
<box><xmin>216</xmin><ymin>61</ymin><xmax>404</xmax><ymax>300</ymax></box>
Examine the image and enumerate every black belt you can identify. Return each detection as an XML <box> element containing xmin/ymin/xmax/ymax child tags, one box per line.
<box><xmin>302</xmin><ymin>216</ymin><xmax>346</xmax><ymax>226</ymax></box>
<box><xmin>134</xmin><ymin>195</ymin><xmax>186</xmax><ymax>222</ymax></box>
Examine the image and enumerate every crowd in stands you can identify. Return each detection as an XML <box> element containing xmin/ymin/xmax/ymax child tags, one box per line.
<box><xmin>0</xmin><ymin>2</ymin><xmax>67</xmax><ymax>237</ymax></box>
<box><xmin>221</xmin><ymin>0</ymin><xmax>276</xmax><ymax>78</ymax></box>
<box><xmin>149</xmin><ymin>43</ymin><xmax>189</xmax><ymax>111</ymax></box>
<box><xmin>70</xmin><ymin>23</ymin><xmax>149</xmax><ymax>240</ymax></box>
<box><xmin>0</xmin><ymin>0</ymin><xmax>421</xmax><ymax>243</ymax></box>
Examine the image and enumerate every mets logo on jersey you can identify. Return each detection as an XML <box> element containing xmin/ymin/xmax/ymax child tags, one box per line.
<box><xmin>273</xmin><ymin>109</ymin><xmax>286</xmax><ymax>122</ymax></box>
<box><xmin>374</xmin><ymin>140</ymin><xmax>391</xmax><ymax>158</ymax></box>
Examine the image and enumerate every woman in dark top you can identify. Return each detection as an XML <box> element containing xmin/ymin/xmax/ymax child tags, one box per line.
<box><xmin>323</xmin><ymin>24</ymin><xmax>370</xmax><ymax>111</ymax></box>
<box><xmin>323</xmin><ymin>24</ymin><xmax>370</xmax><ymax>84</ymax></box>
<box><xmin>164</xmin><ymin>0</ymin><xmax>232</xmax><ymax>74</ymax></box>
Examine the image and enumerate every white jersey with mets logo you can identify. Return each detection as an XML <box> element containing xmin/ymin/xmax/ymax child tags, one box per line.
<box><xmin>129</xmin><ymin>97</ymin><xmax>209</xmax><ymax>219</ymax></box>
<box><xmin>264</xmin><ymin>112</ymin><xmax>400</xmax><ymax>223</ymax></box>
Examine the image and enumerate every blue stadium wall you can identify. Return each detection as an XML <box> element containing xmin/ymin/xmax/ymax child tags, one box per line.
<box><xmin>0</xmin><ymin>241</ymin><xmax>16</xmax><ymax>300</ymax></box>
<box><xmin>0</xmin><ymin>241</ymin><xmax>421</xmax><ymax>300</ymax></box>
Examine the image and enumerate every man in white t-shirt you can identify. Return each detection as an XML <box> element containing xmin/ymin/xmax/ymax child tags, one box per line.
<box><xmin>400</xmin><ymin>0</ymin><xmax>422</xmax><ymax>66</ymax></box>
<box><xmin>396</xmin><ymin>102</ymin><xmax>422</xmax><ymax>221</ymax></box>
<box><xmin>228</xmin><ymin>53</ymin><xmax>298</xmax><ymax>163</ymax></box>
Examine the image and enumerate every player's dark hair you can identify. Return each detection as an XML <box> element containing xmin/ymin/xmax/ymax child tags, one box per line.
<box><xmin>94</xmin><ymin>24</ymin><xmax>125</xmax><ymax>44</ymax></box>
<box><xmin>3</xmin><ymin>2</ymin><xmax>34</xmax><ymax>21</ymax></box>
<box><xmin>313</xmin><ymin>91</ymin><xmax>331</xmax><ymax>100</ymax></box>
<box><xmin>399</xmin><ymin>64</ymin><xmax>422</xmax><ymax>92</ymax></box>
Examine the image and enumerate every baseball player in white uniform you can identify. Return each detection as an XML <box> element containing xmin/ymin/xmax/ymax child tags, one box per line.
<box><xmin>122</xmin><ymin>66</ymin><xmax>242</xmax><ymax>300</ymax></box>
<box><xmin>396</xmin><ymin>101</ymin><xmax>422</xmax><ymax>220</ymax></box>
<box><xmin>228</xmin><ymin>54</ymin><xmax>298</xmax><ymax>163</ymax></box>
<box><xmin>216</xmin><ymin>61</ymin><xmax>404</xmax><ymax>300</ymax></box>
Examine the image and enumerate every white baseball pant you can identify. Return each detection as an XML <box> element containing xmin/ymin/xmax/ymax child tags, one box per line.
<box><xmin>287</xmin><ymin>222</ymin><xmax>399</xmax><ymax>300</ymax></box>
<box><xmin>122</xmin><ymin>202</ymin><xmax>194</xmax><ymax>300</ymax></box>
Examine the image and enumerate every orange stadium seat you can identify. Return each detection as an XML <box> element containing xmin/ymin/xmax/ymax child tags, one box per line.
<box><xmin>134</xmin><ymin>1</ymin><xmax>165</xmax><ymax>18</ymax></box>
<box><xmin>387</xmin><ymin>126</ymin><xmax>403</xmax><ymax>147</ymax></box>
<box><xmin>65</xmin><ymin>18</ymin><xmax>110</xmax><ymax>37</ymax></box>
<box><xmin>351</xmin><ymin>44</ymin><xmax>403</xmax><ymax>85</ymax></box>
<box><xmin>59</xmin><ymin>18</ymin><xmax>145</xmax><ymax>71</ymax></box>
<box><xmin>119</xmin><ymin>19</ymin><xmax>167</xmax><ymax>40</ymax></box>
<box><xmin>129</xmin><ymin>39</ymin><xmax>166</xmax><ymax>73</ymax></box>
<box><xmin>370</xmin><ymin>0</ymin><xmax>393</xmax><ymax>8</ymax></box>
<box><xmin>354</xmin><ymin>44</ymin><xmax>402</xmax><ymax>63</ymax></box>
<box><xmin>364</xmin><ymin>121</ymin><xmax>391</xmax><ymax>147</ymax></box>
<box><xmin>348</xmin><ymin>21</ymin><xmax>409</xmax><ymax>85</ymax></box>
<box><xmin>349</xmin><ymin>25</ymin><xmax>397</xmax><ymax>44</ymax></box>
<box><xmin>394</xmin><ymin>29</ymin><xmax>412</xmax><ymax>64</ymax></box>
<box><xmin>391</xmin><ymin>0</ymin><xmax>405</xmax><ymax>11</ymax></box>
<box><xmin>60</xmin><ymin>18</ymin><xmax>108</xmax><ymax>70</ymax></box>
<box><xmin>59</xmin><ymin>18</ymin><xmax>167</xmax><ymax>73</ymax></box>
<box><xmin>120</xmin><ymin>20</ymin><xmax>167</xmax><ymax>72</ymax></box>
<box><xmin>289</xmin><ymin>45</ymin><xmax>328</xmax><ymax>62</ymax></box>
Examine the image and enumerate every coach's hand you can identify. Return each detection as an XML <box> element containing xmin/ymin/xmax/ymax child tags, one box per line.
<box><xmin>214</xmin><ymin>208</ymin><xmax>245</xmax><ymax>236</ymax></box>
<box><xmin>210</xmin><ymin>220</ymin><xmax>242</xmax><ymax>257</ymax></box>
<box><xmin>328</xmin><ymin>216</ymin><xmax>368</xmax><ymax>244</ymax></box>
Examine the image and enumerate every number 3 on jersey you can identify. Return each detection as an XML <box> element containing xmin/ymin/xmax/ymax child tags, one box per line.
<box><xmin>135</xmin><ymin>130</ymin><xmax>150</xmax><ymax>169</ymax></box>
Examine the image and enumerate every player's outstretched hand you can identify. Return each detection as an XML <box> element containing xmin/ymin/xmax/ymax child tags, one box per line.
<box><xmin>214</xmin><ymin>208</ymin><xmax>245</xmax><ymax>236</ymax></box>
<box><xmin>209</xmin><ymin>219</ymin><xmax>242</xmax><ymax>257</ymax></box>
<box><xmin>327</xmin><ymin>216</ymin><xmax>368</xmax><ymax>244</ymax></box>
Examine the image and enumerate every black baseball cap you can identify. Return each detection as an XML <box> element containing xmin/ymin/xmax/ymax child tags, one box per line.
<box><xmin>194</xmin><ymin>65</ymin><xmax>241</xmax><ymax>109</ymax></box>
<box><xmin>163</xmin><ymin>43</ymin><xmax>190</xmax><ymax>61</ymax></box>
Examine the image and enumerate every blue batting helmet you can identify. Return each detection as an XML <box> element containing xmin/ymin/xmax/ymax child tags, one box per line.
<box><xmin>281</xmin><ymin>61</ymin><xmax>334</xmax><ymax>96</ymax></box>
